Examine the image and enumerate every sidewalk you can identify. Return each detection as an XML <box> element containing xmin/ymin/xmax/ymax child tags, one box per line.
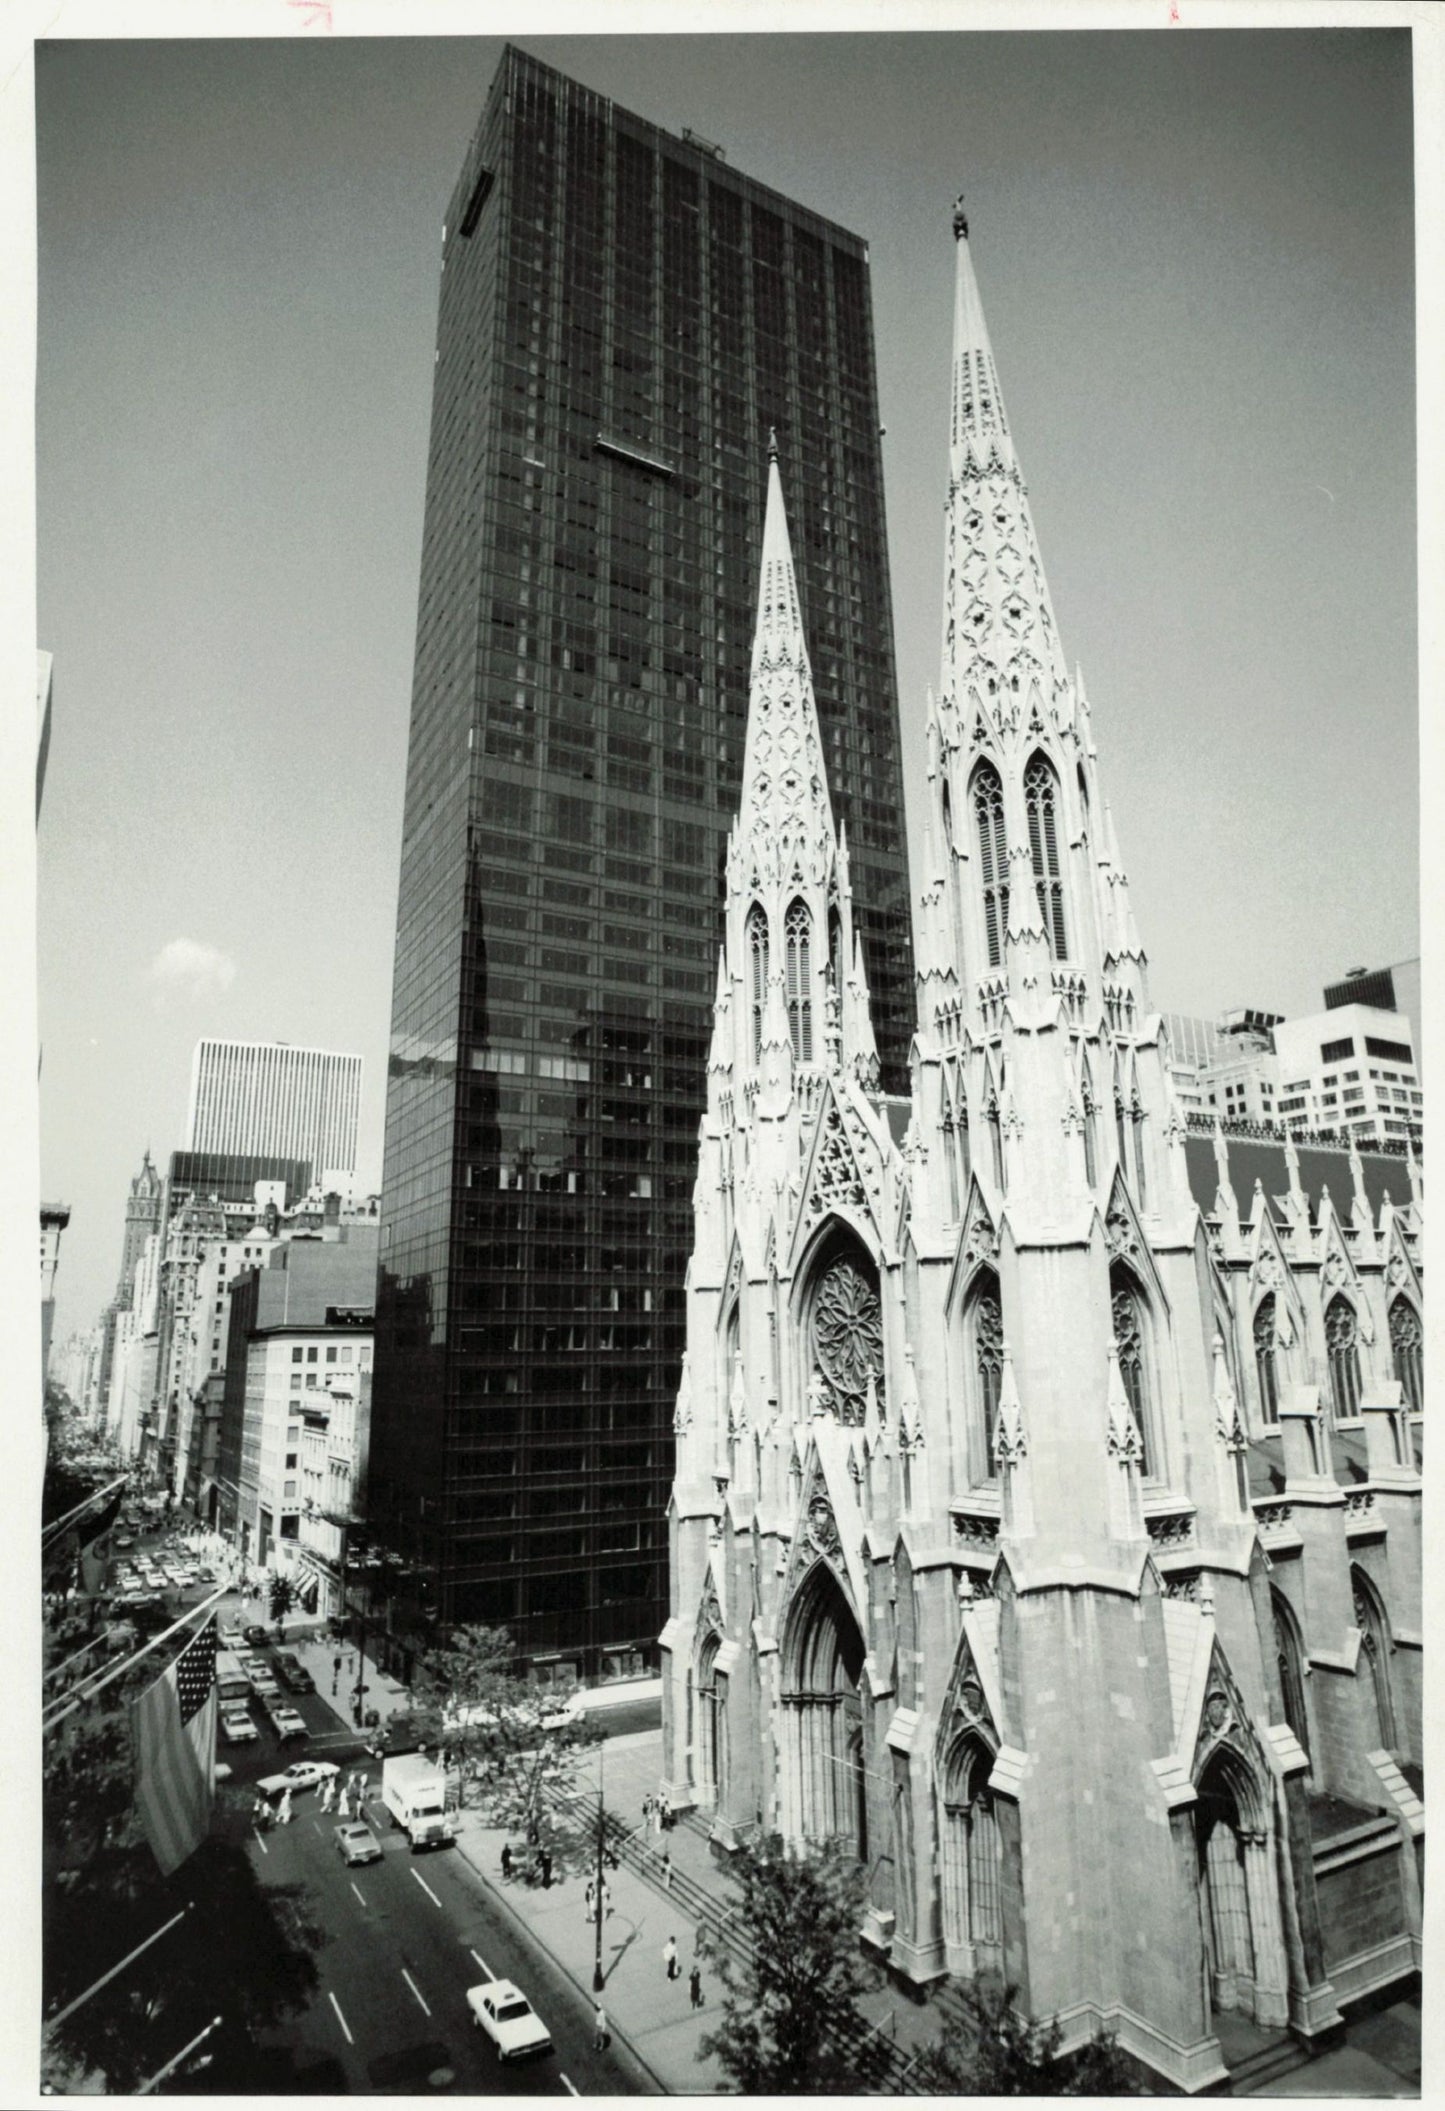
<box><xmin>283</xmin><ymin>1624</ymin><xmax>413</xmax><ymax>1728</ymax></box>
<box><xmin>449</xmin><ymin>1733</ymin><xmax>728</xmax><ymax>2095</ymax></box>
<box><xmin>447</xmin><ymin>1727</ymin><xmax>934</xmax><ymax>2094</ymax></box>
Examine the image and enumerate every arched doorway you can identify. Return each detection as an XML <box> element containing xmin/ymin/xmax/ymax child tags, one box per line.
<box><xmin>781</xmin><ymin>1560</ymin><xmax>868</xmax><ymax>1856</ymax></box>
<box><xmin>696</xmin><ymin>1634</ymin><xmax>727</xmax><ymax>1809</ymax></box>
<box><xmin>1193</xmin><ymin>1747</ymin><xmax>1288</xmax><ymax>2028</ymax></box>
<box><xmin>939</xmin><ymin>1733</ymin><xmax>1002</xmax><ymax>1975</ymax></box>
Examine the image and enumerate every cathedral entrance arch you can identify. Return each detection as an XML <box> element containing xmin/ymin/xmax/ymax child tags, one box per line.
<box><xmin>1193</xmin><ymin>1745</ymin><xmax>1288</xmax><ymax>2028</ymax></box>
<box><xmin>780</xmin><ymin>1559</ymin><xmax>868</xmax><ymax>1857</ymax></box>
<box><xmin>695</xmin><ymin>1633</ymin><xmax>728</xmax><ymax>1810</ymax></box>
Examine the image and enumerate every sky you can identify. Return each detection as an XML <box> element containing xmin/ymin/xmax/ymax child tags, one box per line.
<box><xmin>31</xmin><ymin>21</ymin><xmax>1420</xmax><ymax>1345</ymax></box>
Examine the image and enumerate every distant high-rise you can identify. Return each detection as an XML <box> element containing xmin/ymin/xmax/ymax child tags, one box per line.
<box><xmin>187</xmin><ymin>1039</ymin><xmax>361</xmax><ymax>1178</ymax></box>
<box><xmin>370</xmin><ymin>44</ymin><xmax>915</xmax><ymax>1680</ymax></box>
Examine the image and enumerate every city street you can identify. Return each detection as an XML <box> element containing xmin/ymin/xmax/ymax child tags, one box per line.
<box><xmin>238</xmin><ymin>1785</ymin><xmax>653</xmax><ymax>2095</ymax></box>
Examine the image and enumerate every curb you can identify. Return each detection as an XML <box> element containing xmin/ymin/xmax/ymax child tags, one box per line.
<box><xmin>450</xmin><ymin>1826</ymin><xmax>679</xmax><ymax>2099</ymax></box>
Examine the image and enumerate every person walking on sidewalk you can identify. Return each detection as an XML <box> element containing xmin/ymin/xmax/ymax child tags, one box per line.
<box><xmin>585</xmin><ymin>1879</ymin><xmax>596</xmax><ymax>1924</ymax></box>
<box><xmin>661</xmin><ymin>1844</ymin><xmax>672</xmax><ymax>1891</ymax></box>
<box><xmin>319</xmin><ymin>1778</ymin><xmax>332</xmax><ymax>1814</ymax></box>
<box><xmin>663</xmin><ymin>1934</ymin><xmax>679</xmax><ymax>1982</ymax></box>
<box><xmin>689</xmin><ymin>1962</ymin><xmax>703</xmax><ymax>2011</ymax></box>
<box><xmin>593</xmin><ymin>2003</ymin><xmax>609</xmax><ymax>2052</ymax></box>
<box><xmin>278</xmin><ymin>1788</ymin><xmax>293</xmax><ymax>1826</ymax></box>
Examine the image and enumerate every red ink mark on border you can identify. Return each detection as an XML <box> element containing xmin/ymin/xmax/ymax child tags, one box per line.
<box><xmin>1169</xmin><ymin>1</ymin><xmax>1181</xmax><ymax>19</ymax></box>
<box><xmin>288</xmin><ymin>0</ymin><xmax>333</xmax><ymax>27</ymax></box>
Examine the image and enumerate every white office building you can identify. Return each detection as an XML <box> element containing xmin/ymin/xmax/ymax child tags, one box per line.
<box><xmin>187</xmin><ymin>1039</ymin><xmax>362</xmax><ymax>1180</ymax></box>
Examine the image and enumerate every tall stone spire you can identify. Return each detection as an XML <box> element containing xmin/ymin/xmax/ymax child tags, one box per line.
<box><xmin>943</xmin><ymin>195</ymin><xmax>1069</xmax><ymax>712</ymax></box>
<box><xmin>716</xmin><ymin>446</ymin><xmax>874</xmax><ymax>1101</ymax></box>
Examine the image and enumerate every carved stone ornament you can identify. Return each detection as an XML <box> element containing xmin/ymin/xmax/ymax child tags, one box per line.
<box><xmin>959</xmin><ymin>1677</ymin><xmax>986</xmax><ymax>1722</ymax></box>
<box><xmin>1104</xmin><ymin>1201</ymin><xmax>1141</xmax><ymax>1265</ymax></box>
<box><xmin>1322</xmin><ymin>1246</ymin><xmax>1349</xmax><ymax>1289</ymax></box>
<box><xmin>964</xmin><ymin>1207</ymin><xmax>999</xmax><ymax>1266</ymax></box>
<box><xmin>1387</xmin><ymin>1251</ymin><xmax>1409</xmax><ymax>1289</ymax></box>
<box><xmin>1203</xmin><ymin>1687</ymin><xmax>1230</xmax><ymax>1737</ymax></box>
<box><xmin>810</xmin><ymin>1258</ymin><xmax>886</xmax><ymax>1426</ymax></box>
<box><xmin>808</xmin><ymin>1103</ymin><xmax>876</xmax><ymax>1221</ymax></box>
<box><xmin>807</xmin><ymin>1492</ymin><xmax>842</xmax><ymax>1564</ymax></box>
<box><xmin>1254</xmin><ymin>1247</ymin><xmax>1283</xmax><ymax>1292</ymax></box>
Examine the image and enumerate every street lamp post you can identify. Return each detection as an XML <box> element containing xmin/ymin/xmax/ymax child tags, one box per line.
<box><xmin>593</xmin><ymin>1737</ymin><xmax>607</xmax><ymax>1994</ymax></box>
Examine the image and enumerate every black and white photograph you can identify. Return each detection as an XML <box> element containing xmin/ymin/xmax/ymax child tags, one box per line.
<box><xmin>20</xmin><ymin>6</ymin><xmax>1430</xmax><ymax>2098</ymax></box>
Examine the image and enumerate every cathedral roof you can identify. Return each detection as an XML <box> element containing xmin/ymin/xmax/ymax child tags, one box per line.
<box><xmin>1183</xmin><ymin>1129</ymin><xmax>1408</xmax><ymax>1231</ymax></box>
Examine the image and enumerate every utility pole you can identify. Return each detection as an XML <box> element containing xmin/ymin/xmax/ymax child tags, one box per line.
<box><xmin>136</xmin><ymin>2014</ymin><xmax>222</xmax><ymax>2094</ymax></box>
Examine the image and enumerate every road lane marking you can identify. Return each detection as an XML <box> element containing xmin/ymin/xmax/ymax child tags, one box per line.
<box><xmin>401</xmin><ymin>1968</ymin><xmax>432</xmax><ymax>2016</ymax></box>
<box><xmin>328</xmin><ymin>1991</ymin><xmax>353</xmax><ymax>2044</ymax></box>
<box><xmin>470</xmin><ymin>1946</ymin><xmax>493</xmax><ymax>1979</ymax></box>
<box><xmin>411</xmin><ymin>1868</ymin><xmax>442</xmax><ymax>1908</ymax></box>
<box><xmin>252</xmin><ymin>1829</ymin><xmax>268</xmax><ymax>1856</ymax></box>
<box><xmin>312</xmin><ymin>1820</ymin><xmax>323</xmax><ymax>1836</ymax></box>
<box><xmin>349</xmin><ymin>1880</ymin><xmax>366</xmax><ymax>1907</ymax></box>
<box><xmin>560</xmin><ymin>2074</ymin><xmax>579</xmax><ymax>2095</ymax></box>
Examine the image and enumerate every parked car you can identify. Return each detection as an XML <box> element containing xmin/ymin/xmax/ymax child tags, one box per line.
<box><xmin>242</xmin><ymin>1625</ymin><xmax>271</xmax><ymax>1649</ymax></box>
<box><xmin>257</xmin><ymin>1759</ymin><xmax>338</xmax><ymax>1798</ymax></box>
<box><xmin>466</xmin><ymin>1980</ymin><xmax>553</xmax><ymax>2062</ymax></box>
<box><xmin>220</xmin><ymin>1708</ymin><xmax>258</xmax><ymax>1744</ymax></box>
<box><xmin>251</xmin><ymin>1673</ymin><xmax>282</xmax><ymax>1703</ymax></box>
<box><xmin>266</xmin><ymin>1701</ymin><xmax>310</xmax><ymax>1741</ymax></box>
<box><xmin>335</xmin><ymin>1821</ymin><xmax>383</xmax><ymax>1866</ymax></box>
<box><xmin>275</xmin><ymin>1654</ymin><xmax>315</xmax><ymax>1694</ymax></box>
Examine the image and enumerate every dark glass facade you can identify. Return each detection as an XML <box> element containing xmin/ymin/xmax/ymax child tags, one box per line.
<box><xmin>370</xmin><ymin>44</ymin><xmax>913</xmax><ymax>1679</ymax></box>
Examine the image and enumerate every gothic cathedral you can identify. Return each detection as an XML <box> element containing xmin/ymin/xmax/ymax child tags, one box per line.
<box><xmin>660</xmin><ymin>201</ymin><xmax>1423</xmax><ymax>2090</ymax></box>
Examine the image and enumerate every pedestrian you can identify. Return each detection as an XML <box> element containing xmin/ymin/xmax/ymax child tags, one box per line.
<box><xmin>593</xmin><ymin>2002</ymin><xmax>609</xmax><ymax>2052</ymax></box>
<box><xmin>689</xmin><ymin>1962</ymin><xmax>703</xmax><ymax>2010</ymax></box>
<box><xmin>278</xmin><ymin>1788</ymin><xmax>293</xmax><ymax>1826</ymax></box>
<box><xmin>585</xmin><ymin>1878</ymin><xmax>596</xmax><ymax>1924</ymax></box>
<box><xmin>661</xmin><ymin>1845</ymin><xmax>673</xmax><ymax>1891</ymax></box>
<box><xmin>333</xmin><ymin>1653</ymin><xmax>342</xmax><ymax>1678</ymax></box>
<box><xmin>319</xmin><ymin>1779</ymin><xmax>331</xmax><ymax>1813</ymax></box>
<box><xmin>253</xmin><ymin>1794</ymin><xmax>266</xmax><ymax>1830</ymax></box>
<box><xmin>600</xmin><ymin>1878</ymin><xmax>612</xmax><ymax>1919</ymax></box>
<box><xmin>500</xmin><ymin>1843</ymin><xmax>513</xmax><ymax>1881</ymax></box>
<box><xmin>663</xmin><ymin>1934</ymin><xmax>679</xmax><ymax>1981</ymax></box>
<box><xmin>642</xmin><ymin>1791</ymin><xmax>653</xmax><ymax>1829</ymax></box>
<box><xmin>539</xmin><ymin>1848</ymin><xmax>552</xmax><ymax>1888</ymax></box>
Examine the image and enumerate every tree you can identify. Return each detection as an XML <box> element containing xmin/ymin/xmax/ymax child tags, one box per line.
<box><xmin>268</xmin><ymin>1572</ymin><xmax>296</xmax><ymax>1637</ymax></box>
<box><xmin>408</xmin><ymin>1624</ymin><xmax>602</xmax><ymax>1865</ymax></box>
<box><xmin>696</xmin><ymin>1832</ymin><xmax>885</xmax><ymax>2093</ymax></box>
<box><xmin>906</xmin><ymin>1978</ymin><xmax>1144</xmax><ymax>2095</ymax></box>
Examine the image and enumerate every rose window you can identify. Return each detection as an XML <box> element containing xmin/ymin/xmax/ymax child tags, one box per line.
<box><xmin>811</xmin><ymin>1257</ymin><xmax>885</xmax><ymax>1424</ymax></box>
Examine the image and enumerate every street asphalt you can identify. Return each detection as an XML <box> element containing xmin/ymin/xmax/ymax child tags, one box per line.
<box><xmin>193</xmin><ymin>1564</ymin><xmax>654</xmax><ymax>2096</ymax></box>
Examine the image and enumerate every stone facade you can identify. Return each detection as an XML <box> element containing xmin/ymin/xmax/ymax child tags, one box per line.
<box><xmin>661</xmin><ymin>206</ymin><xmax>1423</xmax><ymax>2091</ymax></box>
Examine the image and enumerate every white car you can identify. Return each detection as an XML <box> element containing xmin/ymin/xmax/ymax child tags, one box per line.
<box><xmin>218</xmin><ymin>1625</ymin><xmax>246</xmax><ymax>1652</ymax></box>
<box><xmin>257</xmin><ymin>1759</ymin><xmax>338</xmax><ymax>1798</ymax></box>
<box><xmin>266</xmin><ymin>1702</ymin><xmax>310</xmax><ymax>1741</ymax></box>
<box><xmin>220</xmin><ymin>1708</ymin><xmax>258</xmax><ymax>1744</ymax></box>
<box><xmin>466</xmin><ymin>1980</ymin><xmax>553</xmax><ymax>2062</ymax></box>
<box><xmin>251</xmin><ymin>1673</ymin><xmax>282</xmax><ymax>1702</ymax></box>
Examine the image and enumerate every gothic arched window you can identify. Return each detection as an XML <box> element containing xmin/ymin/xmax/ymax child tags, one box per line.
<box><xmin>971</xmin><ymin>1274</ymin><xmax>1004</xmax><ymax>1472</ymax></box>
<box><xmin>1254</xmin><ymin>1295</ymin><xmax>1280</xmax><ymax>1425</ymax></box>
<box><xmin>1325</xmin><ymin>1296</ymin><xmax>1362</xmax><ymax>1420</ymax></box>
<box><xmin>1110</xmin><ymin>1267</ymin><xmax>1153</xmax><ymax>1476</ymax></box>
<box><xmin>746</xmin><ymin>903</ymin><xmax>769</xmax><ymax>1062</ymax></box>
<box><xmin>1023</xmin><ymin>751</ymin><xmax>1068</xmax><ymax>960</ymax></box>
<box><xmin>1272</xmin><ymin>1588</ymin><xmax>1310</xmax><ymax>1758</ymax></box>
<box><xmin>971</xmin><ymin>763</ymin><xmax>1009</xmax><ymax>969</ymax></box>
<box><xmin>784</xmin><ymin>898</ymin><xmax>813</xmax><ymax>1064</ymax></box>
<box><xmin>1389</xmin><ymin>1297</ymin><xmax>1422</xmax><ymax>1415</ymax></box>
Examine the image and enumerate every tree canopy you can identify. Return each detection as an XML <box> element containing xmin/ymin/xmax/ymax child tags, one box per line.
<box><xmin>405</xmin><ymin>1623</ymin><xmax>602</xmax><ymax>1861</ymax></box>
<box><xmin>907</xmin><ymin>1977</ymin><xmax>1145</xmax><ymax>2095</ymax></box>
<box><xmin>696</xmin><ymin>1832</ymin><xmax>885</xmax><ymax>2093</ymax></box>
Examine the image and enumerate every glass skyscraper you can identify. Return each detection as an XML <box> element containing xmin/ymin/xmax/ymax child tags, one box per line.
<box><xmin>370</xmin><ymin>44</ymin><xmax>914</xmax><ymax>1681</ymax></box>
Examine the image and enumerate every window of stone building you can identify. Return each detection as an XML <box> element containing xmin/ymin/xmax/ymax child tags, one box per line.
<box><xmin>1023</xmin><ymin>752</ymin><xmax>1067</xmax><ymax>959</ymax></box>
<box><xmin>1324</xmin><ymin>1296</ymin><xmax>1362</xmax><ymax>1419</ymax></box>
<box><xmin>1110</xmin><ymin>1267</ymin><xmax>1154</xmax><ymax>1476</ymax></box>
<box><xmin>1253</xmin><ymin>1296</ymin><xmax>1280</xmax><ymax>1424</ymax></box>
<box><xmin>1389</xmin><ymin>1297</ymin><xmax>1423</xmax><ymax>1415</ymax></box>
<box><xmin>940</xmin><ymin>1734</ymin><xmax>1002</xmax><ymax>1959</ymax></box>
<box><xmin>970</xmin><ymin>1275</ymin><xmax>1004</xmax><ymax>1473</ymax></box>
<box><xmin>784</xmin><ymin>898</ymin><xmax>813</xmax><ymax>1064</ymax></box>
<box><xmin>1080</xmin><ymin>1053</ymin><xmax>1099</xmax><ymax>1187</ymax></box>
<box><xmin>746</xmin><ymin>902</ymin><xmax>768</xmax><ymax>1061</ymax></box>
<box><xmin>971</xmin><ymin>762</ymin><xmax>1008</xmax><ymax>969</ymax></box>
